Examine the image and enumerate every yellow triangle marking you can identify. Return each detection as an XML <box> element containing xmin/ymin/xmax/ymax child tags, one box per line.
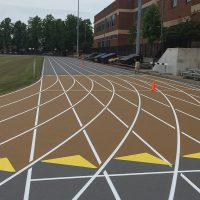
<box><xmin>42</xmin><ymin>155</ymin><xmax>97</xmax><ymax>169</ymax></box>
<box><xmin>0</xmin><ymin>158</ymin><xmax>16</xmax><ymax>172</ymax></box>
<box><xmin>115</xmin><ymin>153</ymin><xmax>171</xmax><ymax>166</ymax></box>
<box><xmin>183</xmin><ymin>153</ymin><xmax>200</xmax><ymax>159</ymax></box>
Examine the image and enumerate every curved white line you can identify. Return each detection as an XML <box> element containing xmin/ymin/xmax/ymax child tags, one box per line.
<box><xmin>51</xmin><ymin>58</ymin><xmax>121</xmax><ymax>199</ymax></box>
<box><xmin>157</xmin><ymin>90</ymin><xmax>181</xmax><ymax>200</ymax></box>
<box><xmin>72</xmin><ymin>80</ymin><xmax>141</xmax><ymax>200</ymax></box>
<box><xmin>57</xmin><ymin>58</ymin><xmax>173</xmax><ymax>197</ymax></box>
<box><xmin>23</xmin><ymin>57</ymin><xmax>87</xmax><ymax>200</ymax></box>
<box><xmin>71</xmin><ymin>57</ymin><xmax>200</xmax><ymax>103</ymax></box>
<box><xmin>0</xmin><ymin>74</ymin><xmax>75</xmax><ymax>123</ymax></box>
<box><xmin>0</xmin><ymin>74</ymin><xmax>94</xmax><ymax>146</ymax></box>
<box><xmin>145</xmin><ymin>74</ymin><xmax>200</xmax><ymax>91</ymax></box>
<box><xmin>68</xmin><ymin>58</ymin><xmax>180</xmax><ymax>200</ymax></box>
<box><xmin>141</xmin><ymin>76</ymin><xmax>200</xmax><ymax>104</ymax></box>
<box><xmin>0</xmin><ymin>62</ymin><xmax>115</xmax><ymax>187</ymax></box>
<box><xmin>56</xmin><ymin>57</ymin><xmax>172</xmax><ymax>166</ymax></box>
<box><xmin>66</xmin><ymin>57</ymin><xmax>200</xmax><ymax>120</ymax></box>
<box><xmin>78</xmin><ymin>57</ymin><xmax>200</xmax><ymax>91</ymax></box>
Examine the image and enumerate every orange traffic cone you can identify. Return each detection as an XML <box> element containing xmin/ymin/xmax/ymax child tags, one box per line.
<box><xmin>151</xmin><ymin>80</ymin><xmax>156</xmax><ymax>92</ymax></box>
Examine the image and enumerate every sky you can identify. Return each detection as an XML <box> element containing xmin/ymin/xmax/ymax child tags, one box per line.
<box><xmin>0</xmin><ymin>0</ymin><xmax>114</xmax><ymax>24</ymax></box>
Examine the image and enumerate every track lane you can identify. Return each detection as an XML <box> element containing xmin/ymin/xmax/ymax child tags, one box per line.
<box><xmin>69</xmin><ymin>58</ymin><xmax>200</xmax><ymax>147</ymax></box>
<box><xmin>59</xmin><ymin>58</ymin><xmax>180</xmax><ymax>199</ymax></box>
<box><xmin>49</xmin><ymin>58</ymin><xmax>121</xmax><ymax>199</ymax></box>
<box><xmin>61</xmin><ymin>57</ymin><xmax>200</xmax><ymax>199</ymax></box>
<box><xmin>56</xmin><ymin>57</ymin><xmax>172</xmax><ymax>166</ymax></box>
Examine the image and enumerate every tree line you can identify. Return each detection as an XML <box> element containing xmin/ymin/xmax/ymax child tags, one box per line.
<box><xmin>0</xmin><ymin>14</ymin><xmax>93</xmax><ymax>55</ymax></box>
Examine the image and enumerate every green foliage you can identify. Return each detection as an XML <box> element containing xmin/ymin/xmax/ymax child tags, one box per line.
<box><xmin>27</xmin><ymin>16</ymin><xmax>43</xmax><ymax>50</ymax></box>
<box><xmin>128</xmin><ymin>25</ymin><xmax>136</xmax><ymax>44</ymax></box>
<box><xmin>12</xmin><ymin>21</ymin><xmax>27</xmax><ymax>51</ymax></box>
<box><xmin>42</xmin><ymin>15</ymin><xmax>56</xmax><ymax>51</ymax></box>
<box><xmin>0</xmin><ymin>56</ymin><xmax>43</xmax><ymax>94</ymax></box>
<box><xmin>0</xmin><ymin>14</ymin><xmax>93</xmax><ymax>54</ymax></box>
<box><xmin>142</xmin><ymin>4</ymin><xmax>161</xmax><ymax>44</ymax></box>
<box><xmin>165</xmin><ymin>20</ymin><xmax>200</xmax><ymax>47</ymax></box>
<box><xmin>0</xmin><ymin>18</ymin><xmax>13</xmax><ymax>49</ymax></box>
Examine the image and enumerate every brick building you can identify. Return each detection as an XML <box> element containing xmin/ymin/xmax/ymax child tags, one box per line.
<box><xmin>93</xmin><ymin>0</ymin><xmax>200</xmax><ymax>56</ymax></box>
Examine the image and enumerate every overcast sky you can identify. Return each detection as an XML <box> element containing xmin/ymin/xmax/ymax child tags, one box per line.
<box><xmin>0</xmin><ymin>0</ymin><xmax>114</xmax><ymax>24</ymax></box>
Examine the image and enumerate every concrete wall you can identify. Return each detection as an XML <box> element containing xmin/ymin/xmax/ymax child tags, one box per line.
<box><xmin>153</xmin><ymin>48</ymin><xmax>200</xmax><ymax>75</ymax></box>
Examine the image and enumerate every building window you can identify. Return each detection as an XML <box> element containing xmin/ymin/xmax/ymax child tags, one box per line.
<box><xmin>172</xmin><ymin>0</ymin><xmax>177</xmax><ymax>8</ymax></box>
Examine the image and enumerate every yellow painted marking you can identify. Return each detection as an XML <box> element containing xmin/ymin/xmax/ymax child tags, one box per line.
<box><xmin>0</xmin><ymin>158</ymin><xmax>15</xmax><ymax>172</ymax></box>
<box><xmin>115</xmin><ymin>153</ymin><xmax>171</xmax><ymax>166</ymax></box>
<box><xmin>183</xmin><ymin>153</ymin><xmax>200</xmax><ymax>159</ymax></box>
<box><xmin>42</xmin><ymin>155</ymin><xmax>97</xmax><ymax>169</ymax></box>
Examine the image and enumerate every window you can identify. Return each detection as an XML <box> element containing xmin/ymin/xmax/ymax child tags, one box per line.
<box><xmin>172</xmin><ymin>0</ymin><xmax>177</xmax><ymax>8</ymax></box>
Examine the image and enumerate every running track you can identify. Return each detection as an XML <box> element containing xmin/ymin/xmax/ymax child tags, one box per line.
<box><xmin>0</xmin><ymin>57</ymin><xmax>200</xmax><ymax>200</ymax></box>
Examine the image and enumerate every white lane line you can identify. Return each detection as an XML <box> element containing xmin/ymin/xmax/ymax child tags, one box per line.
<box><xmin>0</xmin><ymin>79</ymin><xmax>92</xmax><ymax>146</ymax></box>
<box><xmin>141</xmin><ymin>76</ymin><xmax>200</xmax><ymax>105</ymax></box>
<box><xmin>66</xmin><ymin>59</ymin><xmax>200</xmax><ymax>145</ymax></box>
<box><xmin>71</xmin><ymin>81</ymin><xmax>142</xmax><ymax>200</ymax></box>
<box><xmin>144</xmin><ymin>74</ymin><xmax>200</xmax><ymax>92</ymax></box>
<box><xmin>68</xmin><ymin>58</ymin><xmax>200</xmax><ymax>121</ymax></box>
<box><xmin>165</xmin><ymin>94</ymin><xmax>200</xmax><ymax>107</ymax></box>
<box><xmin>181</xmin><ymin>173</ymin><xmax>200</xmax><ymax>194</ymax></box>
<box><xmin>132</xmin><ymin>130</ymin><xmax>172</xmax><ymax>167</ymax></box>
<box><xmin>51</xmin><ymin>58</ymin><xmax>121</xmax><ymax>200</ymax></box>
<box><xmin>31</xmin><ymin>169</ymin><xmax>200</xmax><ymax>182</ymax></box>
<box><xmin>0</xmin><ymin>61</ymin><xmax>116</xmax><ymax>188</ymax></box>
<box><xmin>0</xmin><ymin>92</ymin><xmax>66</xmax><ymax>123</ymax></box>
<box><xmin>61</xmin><ymin>58</ymin><xmax>181</xmax><ymax>200</ymax></box>
<box><xmin>109</xmin><ymin>78</ymin><xmax>200</xmax><ymax>121</ymax></box>
<box><xmin>86</xmin><ymin>61</ymin><xmax>181</xmax><ymax>200</ymax></box>
<box><xmin>56</xmin><ymin>58</ymin><xmax>172</xmax><ymax>166</ymax></box>
<box><xmin>157</xmin><ymin>92</ymin><xmax>180</xmax><ymax>200</ymax></box>
<box><xmin>23</xmin><ymin>58</ymin><xmax>45</xmax><ymax>200</ymax></box>
<box><xmin>191</xmin><ymin>94</ymin><xmax>200</xmax><ymax>99</ymax></box>
<box><xmin>181</xmin><ymin>132</ymin><xmax>200</xmax><ymax>144</ymax></box>
<box><xmin>52</xmin><ymin>58</ymin><xmax>121</xmax><ymax>198</ymax></box>
<box><xmin>176</xmin><ymin>109</ymin><xmax>200</xmax><ymax>121</ymax></box>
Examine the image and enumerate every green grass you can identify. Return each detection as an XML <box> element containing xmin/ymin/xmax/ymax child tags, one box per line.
<box><xmin>0</xmin><ymin>55</ymin><xmax>44</xmax><ymax>95</ymax></box>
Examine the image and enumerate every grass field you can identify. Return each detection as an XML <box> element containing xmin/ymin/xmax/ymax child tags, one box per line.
<box><xmin>0</xmin><ymin>55</ymin><xmax>44</xmax><ymax>94</ymax></box>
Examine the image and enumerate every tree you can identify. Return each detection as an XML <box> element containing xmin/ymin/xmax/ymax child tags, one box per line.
<box><xmin>12</xmin><ymin>21</ymin><xmax>27</xmax><ymax>51</ymax></box>
<box><xmin>27</xmin><ymin>16</ymin><xmax>43</xmax><ymax>51</ymax></box>
<box><xmin>0</xmin><ymin>18</ymin><xmax>13</xmax><ymax>49</ymax></box>
<box><xmin>142</xmin><ymin>4</ymin><xmax>161</xmax><ymax>45</ymax></box>
<box><xmin>42</xmin><ymin>14</ymin><xmax>56</xmax><ymax>52</ymax></box>
<box><xmin>128</xmin><ymin>25</ymin><xmax>136</xmax><ymax>44</ymax></box>
<box><xmin>0</xmin><ymin>14</ymin><xmax>94</xmax><ymax>54</ymax></box>
<box><xmin>165</xmin><ymin>20</ymin><xmax>200</xmax><ymax>48</ymax></box>
<box><xmin>65</xmin><ymin>14</ymin><xmax>79</xmax><ymax>51</ymax></box>
<box><xmin>64</xmin><ymin>15</ymin><xmax>93</xmax><ymax>52</ymax></box>
<box><xmin>55</xmin><ymin>19</ymin><xmax>66</xmax><ymax>55</ymax></box>
<box><xmin>79</xmin><ymin>19</ymin><xmax>93</xmax><ymax>51</ymax></box>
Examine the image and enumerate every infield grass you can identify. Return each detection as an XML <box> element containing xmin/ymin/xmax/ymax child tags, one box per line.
<box><xmin>0</xmin><ymin>55</ymin><xmax>44</xmax><ymax>95</ymax></box>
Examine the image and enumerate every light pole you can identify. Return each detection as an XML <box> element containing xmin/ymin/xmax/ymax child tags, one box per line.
<box><xmin>84</xmin><ymin>21</ymin><xmax>87</xmax><ymax>42</ymax></box>
<box><xmin>161</xmin><ymin>0</ymin><xmax>165</xmax><ymax>51</ymax></box>
<box><xmin>136</xmin><ymin>0</ymin><xmax>142</xmax><ymax>55</ymax></box>
<box><xmin>77</xmin><ymin>0</ymin><xmax>80</xmax><ymax>57</ymax></box>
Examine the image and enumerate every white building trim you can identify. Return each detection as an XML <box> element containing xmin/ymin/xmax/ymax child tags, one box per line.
<box><xmin>94</xmin><ymin>30</ymin><xmax>129</xmax><ymax>40</ymax></box>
